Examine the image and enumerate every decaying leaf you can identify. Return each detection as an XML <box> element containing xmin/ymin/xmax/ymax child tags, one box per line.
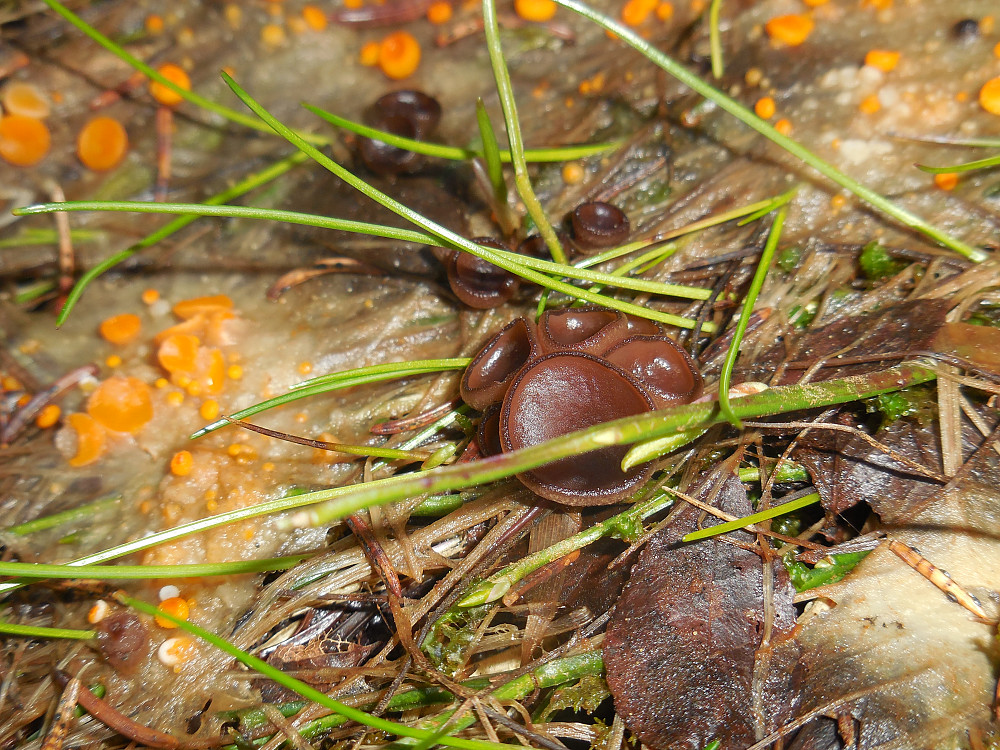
<box><xmin>791</xmin><ymin>433</ymin><xmax>1000</xmax><ymax>748</ymax></box>
<box><xmin>603</xmin><ymin>470</ymin><xmax>799</xmax><ymax>749</ymax></box>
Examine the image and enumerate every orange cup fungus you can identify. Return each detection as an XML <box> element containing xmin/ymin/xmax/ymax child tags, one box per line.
<box><xmin>66</xmin><ymin>412</ymin><xmax>107</xmax><ymax>466</ymax></box>
<box><xmin>2</xmin><ymin>82</ymin><xmax>51</xmax><ymax>119</ymax></box>
<box><xmin>515</xmin><ymin>0</ymin><xmax>557</xmax><ymax>22</ymax></box>
<box><xmin>764</xmin><ymin>14</ymin><xmax>814</xmax><ymax>46</ymax></box>
<box><xmin>77</xmin><ymin>116</ymin><xmax>129</xmax><ymax>172</ymax></box>
<box><xmin>378</xmin><ymin>31</ymin><xmax>421</xmax><ymax>80</ymax></box>
<box><xmin>0</xmin><ymin>115</ymin><xmax>51</xmax><ymax>167</ymax></box>
<box><xmin>86</xmin><ymin>376</ymin><xmax>154</xmax><ymax>433</ymax></box>
<box><xmin>171</xmin><ymin>294</ymin><xmax>233</xmax><ymax>320</ymax></box>
<box><xmin>980</xmin><ymin>77</ymin><xmax>1000</xmax><ymax>116</ymax></box>
<box><xmin>155</xmin><ymin>597</ymin><xmax>191</xmax><ymax>629</ymax></box>
<box><xmin>99</xmin><ymin>313</ymin><xmax>142</xmax><ymax>345</ymax></box>
<box><xmin>158</xmin><ymin>333</ymin><xmax>201</xmax><ymax>376</ymax></box>
<box><xmin>150</xmin><ymin>63</ymin><xmax>191</xmax><ymax>107</ymax></box>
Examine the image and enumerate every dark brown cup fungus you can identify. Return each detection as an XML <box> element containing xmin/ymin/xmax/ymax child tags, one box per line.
<box><xmin>570</xmin><ymin>201</ymin><xmax>631</xmax><ymax>254</ymax></box>
<box><xmin>501</xmin><ymin>352</ymin><xmax>656</xmax><ymax>505</ymax></box>
<box><xmin>517</xmin><ymin>232</ymin><xmax>573</xmax><ymax>261</ymax></box>
<box><xmin>460</xmin><ymin>306</ymin><xmax>703</xmax><ymax>506</ymax></box>
<box><xmin>538</xmin><ymin>306</ymin><xmax>630</xmax><ymax>355</ymax></box>
<box><xmin>445</xmin><ymin>238</ymin><xmax>518</xmax><ymax>309</ymax></box>
<box><xmin>460</xmin><ymin>317</ymin><xmax>538</xmax><ymax>410</ymax></box>
<box><xmin>358</xmin><ymin>90</ymin><xmax>442</xmax><ymax>176</ymax></box>
<box><xmin>603</xmin><ymin>335</ymin><xmax>703</xmax><ymax>408</ymax></box>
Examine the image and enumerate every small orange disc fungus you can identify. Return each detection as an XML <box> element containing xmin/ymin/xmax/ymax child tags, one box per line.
<box><xmin>2</xmin><ymin>82</ymin><xmax>51</xmax><ymax>119</ymax></box>
<box><xmin>66</xmin><ymin>413</ymin><xmax>107</xmax><ymax>466</ymax></box>
<box><xmin>150</xmin><ymin>63</ymin><xmax>191</xmax><ymax>107</ymax></box>
<box><xmin>0</xmin><ymin>115</ymin><xmax>51</xmax><ymax>167</ymax></box>
<box><xmin>77</xmin><ymin>116</ymin><xmax>129</xmax><ymax>172</ymax></box>
<box><xmin>515</xmin><ymin>0</ymin><xmax>557</xmax><ymax>22</ymax></box>
<box><xmin>158</xmin><ymin>334</ymin><xmax>201</xmax><ymax>375</ymax></box>
<box><xmin>764</xmin><ymin>14</ymin><xmax>814</xmax><ymax>46</ymax></box>
<box><xmin>155</xmin><ymin>597</ymin><xmax>191</xmax><ymax>629</ymax></box>
<box><xmin>86</xmin><ymin>376</ymin><xmax>154</xmax><ymax>433</ymax></box>
<box><xmin>99</xmin><ymin>313</ymin><xmax>142</xmax><ymax>345</ymax></box>
<box><xmin>172</xmin><ymin>294</ymin><xmax>233</xmax><ymax>320</ymax></box>
<box><xmin>378</xmin><ymin>31</ymin><xmax>421</xmax><ymax>80</ymax></box>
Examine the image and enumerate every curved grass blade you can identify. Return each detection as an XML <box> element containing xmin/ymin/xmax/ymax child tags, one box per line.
<box><xmin>476</xmin><ymin>99</ymin><xmax>507</xmax><ymax>204</ymax></box>
<box><xmin>709</xmin><ymin>0</ymin><xmax>724</xmax><ymax>78</ymax></box>
<box><xmin>0</xmin><ymin>555</ymin><xmax>305</xmax><ymax>580</ymax></box>
<box><xmin>481</xmin><ymin>0</ymin><xmax>567</xmax><ymax>263</ymax></box>
<box><xmin>192</xmin><ymin>359</ymin><xmax>470</xmax><ymax>438</ymax></box>
<box><xmin>39</xmin><ymin>0</ymin><xmax>328</xmax><ymax>144</ymax></box>
<box><xmin>120</xmin><ymin>595</ymin><xmax>516</xmax><ymax>750</ymax></box>
<box><xmin>681</xmin><ymin>491</ymin><xmax>820</xmax><ymax>542</ymax></box>
<box><xmin>4</xmin><ymin>495</ymin><xmax>120</xmax><ymax>536</ymax></box>
<box><xmin>304</xmin><ymin>103</ymin><xmax>619</xmax><ymax>162</ymax></box>
<box><xmin>916</xmin><ymin>153</ymin><xmax>1000</xmax><ymax>175</ymax></box>
<box><xmin>18</xmin><ymin>199</ymin><xmax>713</xmax><ymax>305</ymax></box>
<box><xmin>52</xmin><ymin>151</ymin><xmax>310</xmax><ymax>325</ymax></box>
<box><xmin>717</xmin><ymin>205</ymin><xmax>785</xmax><ymax>427</ymax></box>
<box><xmin>222</xmin><ymin>72</ymin><xmax>711</xmax><ymax>328</ymax></box>
<box><xmin>551</xmin><ymin>0</ymin><xmax>986</xmax><ymax>263</ymax></box>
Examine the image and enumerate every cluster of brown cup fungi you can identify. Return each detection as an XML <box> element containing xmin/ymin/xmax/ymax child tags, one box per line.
<box><xmin>355</xmin><ymin>91</ymin><xmax>704</xmax><ymax>505</ymax></box>
<box><xmin>461</xmin><ymin>307</ymin><xmax>703</xmax><ymax>506</ymax></box>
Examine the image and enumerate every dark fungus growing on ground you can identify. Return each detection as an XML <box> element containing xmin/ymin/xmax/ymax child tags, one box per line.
<box><xmin>358</xmin><ymin>89</ymin><xmax>442</xmax><ymax>176</ymax></box>
<box><xmin>570</xmin><ymin>201</ymin><xmax>631</xmax><ymax>254</ymax></box>
<box><xmin>461</xmin><ymin>307</ymin><xmax>703</xmax><ymax>505</ymax></box>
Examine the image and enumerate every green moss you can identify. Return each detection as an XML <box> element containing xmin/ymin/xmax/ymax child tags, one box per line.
<box><xmin>776</xmin><ymin>245</ymin><xmax>803</xmax><ymax>273</ymax></box>
<box><xmin>858</xmin><ymin>241</ymin><xmax>906</xmax><ymax>280</ymax></box>
<box><xmin>866</xmin><ymin>384</ymin><xmax>936</xmax><ymax>425</ymax></box>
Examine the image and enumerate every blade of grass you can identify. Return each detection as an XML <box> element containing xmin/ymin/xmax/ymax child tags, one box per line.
<box><xmin>0</xmin><ymin>555</ymin><xmax>305</xmax><ymax>580</ymax></box>
<box><xmin>222</xmin><ymin>72</ymin><xmax>712</xmax><ymax>328</ymax></box>
<box><xmin>120</xmin><ymin>595</ymin><xmax>517</xmax><ymax>750</ymax></box>
<box><xmin>0</xmin><ymin>622</ymin><xmax>95</xmax><ymax>640</ymax></box>
<box><xmin>4</xmin><ymin>495</ymin><xmax>120</xmax><ymax>536</ymax></box>
<box><xmin>480</xmin><ymin>0</ymin><xmax>566</xmax><ymax>264</ymax></box>
<box><xmin>551</xmin><ymin>0</ymin><xmax>987</xmax><ymax>263</ymax></box>
<box><xmin>304</xmin><ymin>103</ymin><xmax>620</xmax><ymax>162</ymax></box>
<box><xmin>0</xmin><ymin>228</ymin><xmax>100</xmax><ymax>249</ymax></box>
<box><xmin>681</xmin><ymin>491</ymin><xmax>820</xmax><ymax>542</ymax></box>
<box><xmin>476</xmin><ymin>99</ymin><xmax>507</xmax><ymax>205</ymax></box>
<box><xmin>17</xmin><ymin>200</ymin><xmax>713</xmax><ymax>304</ymax></box>
<box><xmin>915</xmin><ymin>153</ymin><xmax>1000</xmax><ymax>175</ymax></box>
<box><xmin>709</xmin><ymin>0</ymin><xmax>724</xmax><ymax>78</ymax></box>
<box><xmin>718</xmin><ymin>204</ymin><xmax>785</xmax><ymax>427</ymax></box>
<box><xmin>192</xmin><ymin>359</ymin><xmax>470</xmax><ymax>438</ymax></box>
<box><xmin>52</xmin><ymin>151</ymin><xmax>309</xmax><ymax>325</ymax></box>
<box><xmin>39</xmin><ymin>0</ymin><xmax>329</xmax><ymax>145</ymax></box>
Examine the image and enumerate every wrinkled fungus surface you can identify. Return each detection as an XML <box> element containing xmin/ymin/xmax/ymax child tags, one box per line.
<box><xmin>462</xmin><ymin>307</ymin><xmax>702</xmax><ymax>505</ymax></box>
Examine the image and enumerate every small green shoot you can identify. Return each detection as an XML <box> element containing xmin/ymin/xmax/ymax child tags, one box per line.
<box><xmin>916</xmin><ymin>153</ymin><xmax>1000</xmax><ymax>175</ymax></box>
<box><xmin>481</xmin><ymin>0</ymin><xmax>567</xmax><ymax>263</ymax></box>
<box><xmin>476</xmin><ymin>99</ymin><xmax>508</xmax><ymax>206</ymax></box>
<box><xmin>709</xmin><ymin>0</ymin><xmax>724</xmax><ymax>78</ymax></box>
<box><xmin>4</xmin><ymin>495</ymin><xmax>120</xmax><ymax>536</ymax></box>
<box><xmin>681</xmin><ymin>491</ymin><xmax>820</xmax><ymax>542</ymax></box>
<box><xmin>551</xmin><ymin>0</ymin><xmax>986</xmax><ymax>263</ymax></box>
<box><xmin>784</xmin><ymin>549</ymin><xmax>871</xmax><ymax>591</ymax></box>
<box><xmin>718</xmin><ymin>204</ymin><xmax>785</xmax><ymax>427</ymax></box>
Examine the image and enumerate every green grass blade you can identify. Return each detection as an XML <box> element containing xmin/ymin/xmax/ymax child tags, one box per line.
<box><xmin>718</xmin><ymin>204</ymin><xmax>785</xmax><ymax>427</ymax></box>
<box><xmin>39</xmin><ymin>0</ymin><xmax>328</xmax><ymax>144</ymax></box>
<box><xmin>5</xmin><ymin>495</ymin><xmax>120</xmax><ymax>536</ymax></box>
<box><xmin>304</xmin><ymin>102</ymin><xmax>620</xmax><ymax>162</ymax></box>
<box><xmin>120</xmin><ymin>595</ymin><xmax>515</xmax><ymax>750</ymax></box>
<box><xmin>192</xmin><ymin>359</ymin><xmax>470</xmax><ymax>438</ymax></box>
<box><xmin>709</xmin><ymin>0</ymin><xmax>724</xmax><ymax>78</ymax></box>
<box><xmin>551</xmin><ymin>0</ymin><xmax>986</xmax><ymax>263</ymax></box>
<box><xmin>481</xmin><ymin>0</ymin><xmax>567</xmax><ymax>264</ymax></box>
<box><xmin>915</xmin><ymin>153</ymin><xmax>1000</xmax><ymax>175</ymax></box>
<box><xmin>222</xmin><ymin>72</ymin><xmax>710</xmax><ymax>329</ymax></box>
<box><xmin>53</xmin><ymin>151</ymin><xmax>309</xmax><ymax>325</ymax></box>
<box><xmin>16</xmin><ymin>200</ymin><xmax>712</xmax><ymax>305</ymax></box>
<box><xmin>476</xmin><ymin>99</ymin><xmax>508</xmax><ymax>204</ymax></box>
<box><xmin>681</xmin><ymin>491</ymin><xmax>821</xmax><ymax>542</ymax></box>
<box><xmin>0</xmin><ymin>622</ymin><xmax>95</xmax><ymax>640</ymax></box>
<box><xmin>0</xmin><ymin>555</ymin><xmax>305</xmax><ymax>580</ymax></box>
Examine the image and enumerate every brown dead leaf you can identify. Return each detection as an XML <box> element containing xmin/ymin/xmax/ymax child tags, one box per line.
<box><xmin>603</xmin><ymin>470</ymin><xmax>799</xmax><ymax>750</ymax></box>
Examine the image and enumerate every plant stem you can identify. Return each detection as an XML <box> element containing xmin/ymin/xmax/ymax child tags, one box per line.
<box><xmin>551</xmin><ymin>0</ymin><xmax>986</xmax><ymax>263</ymax></box>
<box><xmin>0</xmin><ymin>555</ymin><xmax>305</xmax><ymax>580</ymax></box>
<box><xmin>481</xmin><ymin>0</ymin><xmax>567</xmax><ymax>263</ymax></box>
<box><xmin>709</xmin><ymin>0</ymin><xmax>724</xmax><ymax>78</ymax></box>
<box><xmin>681</xmin><ymin>491</ymin><xmax>820</xmax><ymax>542</ymax></box>
<box><xmin>718</xmin><ymin>205</ymin><xmax>785</xmax><ymax>426</ymax></box>
<box><xmin>0</xmin><ymin>622</ymin><xmax>95</xmax><ymax>640</ymax></box>
<box><xmin>4</xmin><ymin>495</ymin><xmax>120</xmax><ymax>535</ymax></box>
